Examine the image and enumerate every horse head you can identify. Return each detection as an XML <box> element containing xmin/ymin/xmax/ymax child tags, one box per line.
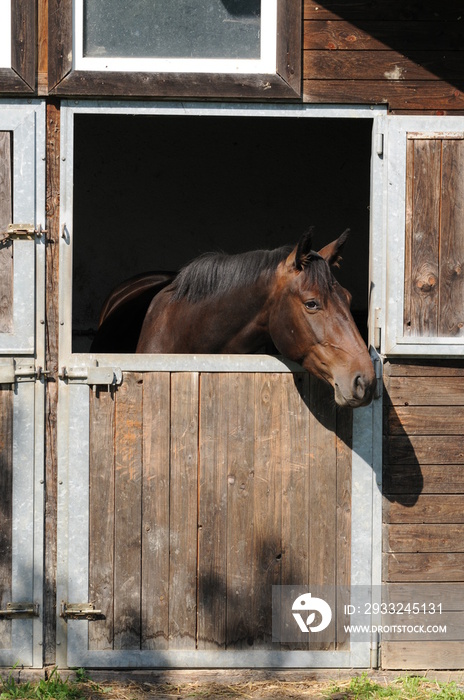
<box><xmin>269</xmin><ymin>229</ymin><xmax>376</xmax><ymax>408</ymax></box>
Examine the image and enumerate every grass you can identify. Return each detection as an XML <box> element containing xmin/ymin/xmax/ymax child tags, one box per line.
<box><xmin>325</xmin><ymin>673</ymin><xmax>464</xmax><ymax>700</ymax></box>
<box><xmin>0</xmin><ymin>670</ymin><xmax>464</xmax><ymax>700</ymax></box>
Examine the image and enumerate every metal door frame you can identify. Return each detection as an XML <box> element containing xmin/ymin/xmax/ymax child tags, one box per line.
<box><xmin>0</xmin><ymin>99</ymin><xmax>46</xmax><ymax>668</ymax></box>
<box><xmin>57</xmin><ymin>101</ymin><xmax>385</xmax><ymax>668</ymax></box>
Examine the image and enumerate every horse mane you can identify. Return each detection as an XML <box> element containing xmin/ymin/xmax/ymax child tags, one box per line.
<box><xmin>170</xmin><ymin>245</ymin><xmax>336</xmax><ymax>303</ymax></box>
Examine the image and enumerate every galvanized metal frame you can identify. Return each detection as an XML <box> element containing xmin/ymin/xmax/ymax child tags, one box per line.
<box><xmin>0</xmin><ymin>101</ymin><xmax>46</xmax><ymax>354</ymax></box>
<box><xmin>385</xmin><ymin>115</ymin><xmax>464</xmax><ymax>356</ymax></box>
<box><xmin>0</xmin><ymin>100</ymin><xmax>45</xmax><ymax>667</ymax></box>
<box><xmin>56</xmin><ymin>101</ymin><xmax>385</xmax><ymax>669</ymax></box>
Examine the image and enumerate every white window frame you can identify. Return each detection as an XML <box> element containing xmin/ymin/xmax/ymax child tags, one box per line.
<box><xmin>385</xmin><ymin>115</ymin><xmax>464</xmax><ymax>357</ymax></box>
<box><xmin>73</xmin><ymin>0</ymin><xmax>277</xmax><ymax>74</ymax></box>
<box><xmin>0</xmin><ymin>0</ymin><xmax>11</xmax><ymax>68</ymax></box>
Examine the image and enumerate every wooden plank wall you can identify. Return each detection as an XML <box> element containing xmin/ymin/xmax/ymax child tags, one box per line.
<box><xmin>382</xmin><ymin>360</ymin><xmax>464</xmax><ymax>669</ymax></box>
<box><xmin>303</xmin><ymin>0</ymin><xmax>464</xmax><ymax>112</ymax></box>
<box><xmin>88</xmin><ymin>371</ymin><xmax>352</xmax><ymax>653</ymax></box>
<box><xmin>403</xmin><ymin>133</ymin><xmax>464</xmax><ymax>338</ymax></box>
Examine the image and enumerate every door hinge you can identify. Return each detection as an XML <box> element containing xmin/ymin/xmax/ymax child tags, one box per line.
<box><xmin>60</xmin><ymin>602</ymin><xmax>103</xmax><ymax>621</ymax></box>
<box><xmin>60</xmin><ymin>366</ymin><xmax>123</xmax><ymax>387</ymax></box>
<box><xmin>0</xmin><ymin>223</ymin><xmax>46</xmax><ymax>243</ymax></box>
<box><xmin>0</xmin><ymin>602</ymin><xmax>39</xmax><ymax>619</ymax></box>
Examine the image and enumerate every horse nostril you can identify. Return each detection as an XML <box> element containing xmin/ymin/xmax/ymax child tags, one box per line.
<box><xmin>353</xmin><ymin>373</ymin><xmax>366</xmax><ymax>399</ymax></box>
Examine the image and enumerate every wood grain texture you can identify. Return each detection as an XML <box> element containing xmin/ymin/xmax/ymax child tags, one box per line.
<box><xmin>169</xmin><ymin>372</ymin><xmax>199</xmax><ymax>650</ymax></box>
<box><xmin>382</xmin><ymin>641</ymin><xmax>464</xmax><ymax>670</ymax></box>
<box><xmin>0</xmin><ymin>0</ymin><xmax>35</xmax><ymax>93</ymax></box>
<box><xmin>304</xmin><ymin>0</ymin><xmax>464</xmax><ymax>21</ymax></box>
<box><xmin>384</xmin><ymin>552</ymin><xmax>464</xmax><ymax>582</ymax></box>
<box><xmin>253</xmin><ymin>373</ymin><xmax>282</xmax><ymax>648</ymax></box>
<box><xmin>439</xmin><ymin>140</ymin><xmax>464</xmax><ymax>336</ymax></box>
<box><xmin>113</xmin><ymin>373</ymin><xmax>143</xmax><ymax>650</ymax></box>
<box><xmin>383</xmin><ymin>362</ymin><xmax>464</xmax><ymax>668</ymax></box>
<box><xmin>309</xmin><ymin>376</ymin><xmax>337</xmax><ymax>649</ymax></box>
<box><xmin>303</xmin><ymin>80</ymin><xmax>464</xmax><ymax>111</ymax></box>
<box><xmin>0</xmin><ymin>132</ymin><xmax>12</xmax><ymax>334</ymax></box>
<box><xmin>197</xmin><ymin>373</ymin><xmax>228</xmax><ymax>650</ymax></box>
<box><xmin>89</xmin><ymin>387</ymin><xmax>115</xmax><ymax>650</ymax></box>
<box><xmin>43</xmin><ymin>99</ymin><xmax>60</xmax><ymax>665</ymax></box>
<box><xmin>384</xmin><ymin>523</ymin><xmax>464</xmax><ymax>553</ymax></box>
<box><xmin>141</xmin><ymin>373</ymin><xmax>170</xmax><ymax>650</ymax></box>
<box><xmin>405</xmin><ymin>138</ymin><xmax>441</xmax><ymax>335</ymax></box>
<box><xmin>226</xmin><ymin>373</ymin><xmax>255</xmax><ymax>649</ymax></box>
<box><xmin>385</xmin><ymin>495</ymin><xmax>464</xmax><ymax>523</ymax></box>
<box><xmin>304</xmin><ymin>20</ymin><xmax>464</xmax><ymax>51</ymax></box>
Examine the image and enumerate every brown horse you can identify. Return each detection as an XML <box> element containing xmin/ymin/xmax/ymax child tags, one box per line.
<box><xmin>129</xmin><ymin>230</ymin><xmax>375</xmax><ymax>407</ymax></box>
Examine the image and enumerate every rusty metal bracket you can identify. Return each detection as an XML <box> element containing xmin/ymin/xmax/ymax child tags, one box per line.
<box><xmin>0</xmin><ymin>223</ymin><xmax>47</xmax><ymax>243</ymax></box>
<box><xmin>0</xmin><ymin>602</ymin><xmax>39</xmax><ymax>619</ymax></box>
<box><xmin>60</xmin><ymin>602</ymin><xmax>103</xmax><ymax>621</ymax></box>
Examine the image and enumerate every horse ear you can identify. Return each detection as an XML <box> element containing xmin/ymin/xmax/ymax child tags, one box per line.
<box><xmin>317</xmin><ymin>228</ymin><xmax>350</xmax><ymax>267</ymax></box>
<box><xmin>293</xmin><ymin>227</ymin><xmax>315</xmax><ymax>271</ymax></box>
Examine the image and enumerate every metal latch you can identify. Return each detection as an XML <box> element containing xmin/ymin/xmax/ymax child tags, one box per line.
<box><xmin>0</xmin><ymin>224</ymin><xmax>46</xmax><ymax>243</ymax></box>
<box><xmin>60</xmin><ymin>602</ymin><xmax>103</xmax><ymax>621</ymax></box>
<box><xmin>0</xmin><ymin>360</ymin><xmax>39</xmax><ymax>384</ymax></box>
<box><xmin>0</xmin><ymin>602</ymin><xmax>39</xmax><ymax>619</ymax></box>
<box><xmin>60</xmin><ymin>366</ymin><xmax>123</xmax><ymax>387</ymax></box>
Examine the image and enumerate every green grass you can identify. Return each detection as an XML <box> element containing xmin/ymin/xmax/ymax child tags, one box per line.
<box><xmin>0</xmin><ymin>668</ymin><xmax>86</xmax><ymax>700</ymax></box>
<box><xmin>326</xmin><ymin>673</ymin><xmax>464</xmax><ymax>700</ymax></box>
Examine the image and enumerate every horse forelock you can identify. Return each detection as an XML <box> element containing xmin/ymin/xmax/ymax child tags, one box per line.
<box><xmin>170</xmin><ymin>246</ymin><xmax>293</xmax><ymax>303</ymax></box>
<box><xmin>300</xmin><ymin>254</ymin><xmax>337</xmax><ymax>303</ymax></box>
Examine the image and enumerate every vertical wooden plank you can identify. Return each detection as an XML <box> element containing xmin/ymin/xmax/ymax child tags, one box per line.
<box><xmin>88</xmin><ymin>387</ymin><xmax>115</xmax><ymax>650</ymax></box>
<box><xmin>253</xmin><ymin>373</ymin><xmax>282</xmax><ymax>647</ymax></box>
<box><xmin>0</xmin><ymin>132</ymin><xmax>13</xmax><ymax>334</ymax></box>
<box><xmin>439</xmin><ymin>139</ymin><xmax>464</xmax><ymax>337</ymax></box>
<box><xmin>0</xmin><ymin>386</ymin><xmax>13</xmax><ymax>649</ymax></box>
<box><xmin>335</xmin><ymin>406</ymin><xmax>353</xmax><ymax>650</ymax></box>
<box><xmin>44</xmin><ymin>99</ymin><xmax>60</xmax><ymax>665</ymax></box>
<box><xmin>403</xmin><ymin>137</ymin><xmax>414</xmax><ymax>336</ymax></box>
<box><xmin>113</xmin><ymin>372</ymin><xmax>143</xmax><ymax>650</ymax></box>
<box><xmin>281</xmin><ymin>374</ymin><xmax>310</xmax><ymax>586</ymax></box>
<box><xmin>197</xmin><ymin>373</ymin><xmax>228</xmax><ymax>650</ymax></box>
<box><xmin>309</xmin><ymin>375</ymin><xmax>337</xmax><ymax>649</ymax></box>
<box><xmin>407</xmin><ymin>139</ymin><xmax>441</xmax><ymax>336</ymax></box>
<box><xmin>280</xmin><ymin>373</ymin><xmax>310</xmax><ymax>650</ymax></box>
<box><xmin>226</xmin><ymin>373</ymin><xmax>255</xmax><ymax>649</ymax></box>
<box><xmin>169</xmin><ymin>372</ymin><xmax>199</xmax><ymax>649</ymax></box>
<box><xmin>141</xmin><ymin>372</ymin><xmax>170</xmax><ymax>650</ymax></box>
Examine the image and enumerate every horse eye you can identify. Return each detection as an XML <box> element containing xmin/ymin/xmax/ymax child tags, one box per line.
<box><xmin>304</xmin><ymin>300</ymin><xmax>319</xmax><ymax>311</ymax></box>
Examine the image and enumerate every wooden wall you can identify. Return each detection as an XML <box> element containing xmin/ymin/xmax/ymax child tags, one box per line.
<box><xmin>382</xmin><ymin>360</ymin><xmax>464</xmax><ymax>669</ymax></box>
<box><xmin>303</xmin><ymin>0</ymin><xmax>464</xmax><ymax>112</ymax></box>
<box><xmin>88</xmin><ymin>371</ymin><xmax>352</xmax><ymax>652</ymax></box>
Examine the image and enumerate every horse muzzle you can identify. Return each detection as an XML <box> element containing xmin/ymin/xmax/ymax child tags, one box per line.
<box><xmin>334</xmin><ymin>369</ymin><xmax>376</xmax><ymax>408</ymax></box>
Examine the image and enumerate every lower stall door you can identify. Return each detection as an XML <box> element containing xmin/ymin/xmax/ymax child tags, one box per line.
<box><xmin>57</xmin><ymin>371</ymin><xmax>379</xmax><ymax>668</ymax></box>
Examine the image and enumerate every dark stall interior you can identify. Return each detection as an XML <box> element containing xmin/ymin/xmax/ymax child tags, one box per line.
<box><xmin>72</xmin><ymin>115</ymin><xmax>372</xmax><ymax>352</ymax></box>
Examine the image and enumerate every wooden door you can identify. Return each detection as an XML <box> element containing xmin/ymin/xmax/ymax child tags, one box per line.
<box><xmin>0</xmin><ymin>101</ymin><xmax>45</xmax><ymax>667</ymax></box>
<box><xmin>57</xmin><ymin>368</ymin><xmax>379</xmax><ymax>668</ymax></box>
<box><xmin>385</xmin><ymin>117</ymin><xmax>464</xmax><ymax>356</ymax></box>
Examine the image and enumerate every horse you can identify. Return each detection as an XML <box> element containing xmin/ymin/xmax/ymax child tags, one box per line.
<box><xmin>92</xmin><ymin>229</ymin><xmax>375</xmax><ymax>408</ymax></box>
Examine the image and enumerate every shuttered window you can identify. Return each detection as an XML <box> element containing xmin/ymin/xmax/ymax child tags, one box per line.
<box><xmin>386</xmin><ymin>118</ymin><xmax>464</xmax><ymax>355</ymax></box>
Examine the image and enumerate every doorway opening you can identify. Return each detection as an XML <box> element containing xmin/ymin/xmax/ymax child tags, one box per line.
<box><xmin>71</xmin><ymin>114</ymin><xmax>372</xmax><ymax>353</ymax></box>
